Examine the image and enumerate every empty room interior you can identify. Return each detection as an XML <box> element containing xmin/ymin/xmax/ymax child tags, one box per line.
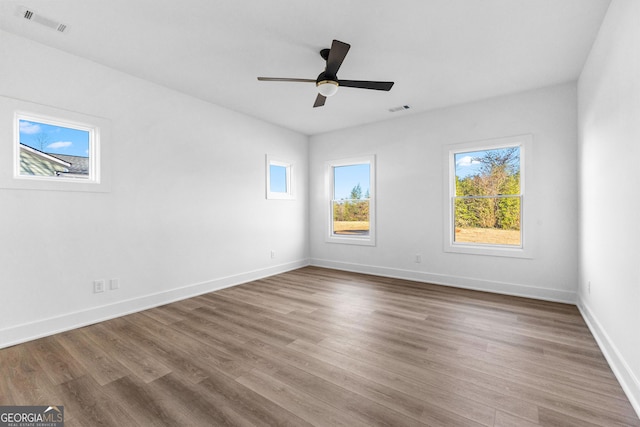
<box><xmin>1</xmin><ymin>0</ymin><xmax>639</xmax><ymax>426</ymax></box>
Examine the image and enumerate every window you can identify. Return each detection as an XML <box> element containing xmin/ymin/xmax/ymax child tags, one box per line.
<box><xmin>266</xmin><ymin>156</ymin><xmax>293</xmax><ymax>199</ymax></box>
<box><xmin>16</xmin><ymin>114</ymin><xmax>95</xmax><ymax>181</ymax></box>
<box><xmin>326</xmin><ymin>155</ymin><xmax>375</xmax><ymax>245</ymax></box>
<box><xmin>444</xmin><ymin>135</ymin><xmax>532</xmax><ymax>258</ymax></box>
<box><xmin>0</xmin><ymin>95</ymin><xmax>110</xmax><ymax>193</ymax></box>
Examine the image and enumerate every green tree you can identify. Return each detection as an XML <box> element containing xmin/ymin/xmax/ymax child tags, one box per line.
<box><xmin>455</xmin><ymin>147</ymin><xmax>520</xmax><ymax>230</ymax></box>
<box><xmin>496</xmin><ymin>172</ymin><xmax>520</xmax><ymax>230</ymax></box>
<box><xmin>350</xmin><ymin>183</ymin><xmax>362</xmax><ymax>200</ymax></box>
<box><xmin>333</xmin><ymin>183</ymin><xmax>370</xmax><ymax>223</ymax></box>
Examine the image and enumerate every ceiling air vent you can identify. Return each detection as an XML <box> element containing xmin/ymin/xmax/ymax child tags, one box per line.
<box><xmin>18</xmin><ymin>6</ymin><xmax>68</xmax><ymax>33</ymax></box>
<box><xmin>389</xmin><ymin>105</ymin><xmax>411</xmax><ymax>113</ymax></box>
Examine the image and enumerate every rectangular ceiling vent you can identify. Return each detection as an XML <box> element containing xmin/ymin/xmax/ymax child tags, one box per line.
<box><xmin>18</xmin><ymin>7</ymin><xmax>68</xmax><ymax>33</ymax></box>
<box><xmin>389</xmin><ymin>105</ymin><xmax>411</xmax><ymax>113</ymax></box>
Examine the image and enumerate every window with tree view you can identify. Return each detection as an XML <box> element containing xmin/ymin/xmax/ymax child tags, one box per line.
<box><xmin>328</xmin><ymin>156</ymin><xmax>375</xmax><ymax>245</ymax></box>
<box><xmin>333</xmin><ymin>164</ymin><xmax>370</xmax><ymax>235</ymax></box>
<box><xmin>453</xmin><ymin>146</ymin><xmax>521</xmax><ymax>246</ymax></box>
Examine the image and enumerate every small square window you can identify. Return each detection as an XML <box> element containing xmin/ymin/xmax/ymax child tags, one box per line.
<box><xmin>0</xmin><ymin>95</ymin><xmax>110</xmax><ymax>193</ymax></box>
<box><xmin>269</xmin><ymin>164</ymin><xmax>288</xmax><ymax>193</ymax></box>
<box><xmin>266</xmin><ymin>156</ymin><xmax>293</xmax><ymax>199</ymax></box>
<box><xmin>17</xmin><ymin>115</ymin><xmax>96</xmax><ymax>181</ymax></box>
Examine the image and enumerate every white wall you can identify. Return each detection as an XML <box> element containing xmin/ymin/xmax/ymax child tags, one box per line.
<box><xmin>310</xmin><ymin>83</ymin><xmax>579</xmax><ymax>303</ymax></box>
<box><xmin>578</xmin><ymin>0</ymin><xmax>640</xmax><ymax>415</ymax></box>
<box><xmin>1</xmin><ymin>9</ymin><xmax>637</xmax><ymax>415</ymax></box>
<box><xmin>0</xmin><ymin>30</ymin><xmax>309</xmax><ymax>348</ymax></box>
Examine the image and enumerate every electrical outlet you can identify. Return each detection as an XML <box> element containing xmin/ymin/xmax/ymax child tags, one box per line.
<box><xmin>109</xmin><ymin>279</ymin><xmax>119</xmax><ymax>290</ymax></box>
<box><xmin>93</xmin><ymin>280</ymin><xmax>105</xmax><ymax>293</ymax></box>
<box><xmin>271</xmin><ymin>250</ymin><xmax>276</xmax><ymax>259</ymax></box>
<box><xmin>588</xmin><ymin>281</ymin><xmax>591</xmax><ymax>294</ymax></box>
<box><xmin>415</xmin><ymin>254</ymin><xmax>422</xmax><ymax>263</ymax></box>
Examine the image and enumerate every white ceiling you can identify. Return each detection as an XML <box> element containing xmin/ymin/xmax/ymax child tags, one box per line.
<box><xmin>0</xmin><ymin>0</ymin><xmax>610</xmax><ymax>136</ymax></box>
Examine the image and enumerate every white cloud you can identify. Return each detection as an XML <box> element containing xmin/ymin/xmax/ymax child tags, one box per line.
<box><xmin>456</xmin><ymin>155</ymin><xmax>480</xmax><ymax>167</ymax></box>
<box><xmin>47</xmin><ymin>141</ymin><xmax>73</xmax><ymax>149</ymax></box>
<box><xmin>19</xmin><ymin>121</ymin><xmax>41</xmax><ymax>135</ymax></box>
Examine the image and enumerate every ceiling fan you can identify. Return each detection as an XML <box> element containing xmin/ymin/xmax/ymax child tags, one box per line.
<box><xmin>257</xmin><ymin>39</ymin><xmax>394</xmax><ymax>108</ymax></box>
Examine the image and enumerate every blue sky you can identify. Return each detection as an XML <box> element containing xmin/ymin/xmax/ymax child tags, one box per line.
<box><xmin>19</xmin><ymin>119</ymin><xmax>90</xmax><ymax>158</ymax></box>
<box><xmin>334</xmin><ymin>164</ymin><xmax>370</xmax><ymax>200</ymax></box>
<box><xmin>269</xmin><ymin>164</ymin><xmax>287</xmax><ymax>192</ymax></box>
<box><xmin>455</xmin><ymin>150</ymin><xmax>485</xmax><ymax>178</ymax></box>
<box><xmin>455</xmin><ymin>148</ymin><xmax>520</xmax><ymax>178</ymax></box>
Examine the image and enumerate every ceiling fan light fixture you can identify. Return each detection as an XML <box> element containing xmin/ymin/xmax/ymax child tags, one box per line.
<box><xmin>316</xmin><ymin>80</ymin><xmax>339</xmax><ymax>97</ymax></box>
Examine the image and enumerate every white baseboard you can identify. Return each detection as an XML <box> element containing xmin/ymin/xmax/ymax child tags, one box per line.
<box><xmin>578</xmin><ymin>300</ymin><xmax>640</xmax><ymax>419</ymax></box>
<box><xmin>0</xmin><ymin>259</ymin><xmax>310</xmax><ymax>349</ymax></box>
<box><xmin>310</xmin><ymin>258</ymin><xmax>576</xmax><ymax>304</ymax></box>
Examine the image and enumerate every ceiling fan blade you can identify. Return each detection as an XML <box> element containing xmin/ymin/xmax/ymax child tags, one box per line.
<box><xmin>257</xmin><ymin>77</ymin><xmax>316</xmax><ymax>83</ymax></box>
<box><xmin>313</xmin><ymin>94</ymin><xmax>326</xmax><ymax>108</ymax></box>
<box><xmin>325</xmin><ymin>40</ymin><xmax>351</xmax><ymax>77</ymax></box>
<box><xmin>338</xmin><ymin>80</ymin><xmax>394</xmax><ymax>91</ymax></box>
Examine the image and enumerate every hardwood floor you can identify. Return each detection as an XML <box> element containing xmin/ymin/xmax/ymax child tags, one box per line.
<box><xmin>1</xmin><ymin>266</ymin><xmax>638</xmax><ymax>426</ymax></box>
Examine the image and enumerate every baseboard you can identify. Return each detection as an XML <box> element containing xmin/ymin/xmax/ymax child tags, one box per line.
<box><xmin>578</xmin><ymin>300</ymin><xmax>640</xmax><ymax>418</ymax></box>
<box><xmin>0</xmin><ymin>259</ymin><xmax>310</xmax><ymax>349</ymax></box>
<box><xmin>310</xmin><ymin>258</ymin><xmax>576</xmax><ymax>304</ymax></box>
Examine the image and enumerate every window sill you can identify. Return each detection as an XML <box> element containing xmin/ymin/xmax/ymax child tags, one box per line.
<box><xmin>445</xmin><ymin>242</ymin><xmax>532</xmax><ymax>258</ymax></box>
<box><xmin>326</xmin><ymin>234</ymin><xmax>376</xmax><ymax>246</ymax></box>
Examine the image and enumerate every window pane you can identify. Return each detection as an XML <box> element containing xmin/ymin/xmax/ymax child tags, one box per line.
<box><xmin>455</xmin><ymin>147</ymin><xmax>520</xmax><ymax>196</ymax></box>
<box><xmin>334</xmin><ymin>164</ymin><xmax>370</xmax><ymax>200</ymax></box>
<box><xmin>19</xmin><ymin>119</ymin><xmax>90</xmax><ymax>179</ymax></box>
<box><xmin>269</xmin><ymin>164</ymin><xmax>287</xmax><ymax>193</ymax></box>
<box><xmin>332</xmin><ymin>163</ymin><xmax>371</xmax><ymax>236</ymax></box>
<box><xmin>453</xmin><ymin>146</ymin><xmax>521</xmax><ymax>246</ymax></box>
<box><xmin>333</xmin><ymin>199</ymin><xmax>370</xmax><ymax>236</ymax></box>
<box><xmin>454</xmin><ymin>196</ymin><xmax>521</xmax><ymax>246</ymax></box>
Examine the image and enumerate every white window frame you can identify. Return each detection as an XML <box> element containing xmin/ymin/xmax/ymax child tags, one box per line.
<box><xmin>14</xmin><ymin>112</ymin><xmax>99</xmax><ymax>183</ymax></box>
<box><xmin>266</xmin><ymin>155</ymin><xmax>294</xmax><ymax>200</ymax></box>
<box><xmin>326</xmin><ymin>155</ymin><xmax>376</xmax><ymax>246</ymax></box>
<box><xmin>0</xmin><ymin>95</ymin><xmax>110</xmax><ymax>193</ymax></box>
<box><xmin>443</xmin><ymin>134</ymin><xmax>533</xmax><ymax>258</ymax></box>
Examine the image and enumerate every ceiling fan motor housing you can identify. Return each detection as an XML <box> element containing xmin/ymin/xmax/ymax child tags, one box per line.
<box><xmin>316</xmin><ymin>72</ymin><xmax>338</xmax><ymax>85</ymax></box>
<box><xmin>320</xmin><ymin>48</ymin><xmax>331</xmax><ymax>61</ymax></box>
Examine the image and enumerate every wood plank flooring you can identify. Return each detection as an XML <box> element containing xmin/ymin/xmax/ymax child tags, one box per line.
<box><xmin>1</xmin><ymin>266</ymin><xmax>638</xmax><ymax>426</ymax></box>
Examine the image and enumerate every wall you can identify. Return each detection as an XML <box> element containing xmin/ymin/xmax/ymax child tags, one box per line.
<box><xmin>578</xmin><ymin>0</ymin><xmax>640</xmax><ymax>415</ymax></box>
<box><xmin>0</xmin><ymin>30</ymin><xmax>309</xmax><ymax>348</ymax></box>
<box><xmin>310</xmin><ymin>83</ymin><xmax>579</xmax><ymax>303</ymax></box>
